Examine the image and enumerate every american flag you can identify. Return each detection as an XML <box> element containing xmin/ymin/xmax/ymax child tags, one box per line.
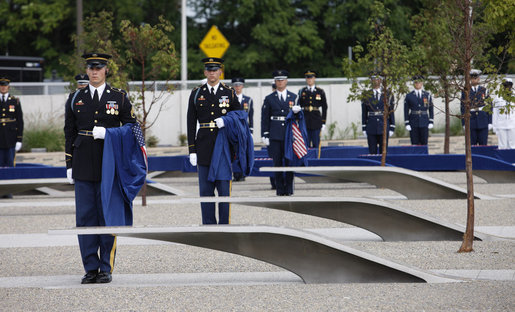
<box><xmin>292</xmin><ymin>121</ymin><xmax>307</xmax><ymax>159</ymax></box>
<box><xmin>131</xmin><ymin>122</ymin><xmax>148</xmax><ymax>170</ymax></box>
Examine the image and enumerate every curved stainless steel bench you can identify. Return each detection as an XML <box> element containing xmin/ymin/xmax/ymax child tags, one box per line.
<box><xmin>260</xmin><ymin>166</ymin><xmax>493</xmax><ymax>200</ymax></box>
<box><xmin>172</xmin><ymin>197</ymin><xmax>497</xmax><ymax>242</ymax></box>
<box><xmin>49</xmin><ymin>225</ymin><xmax>457</xmax><ymax>284</ymax></box>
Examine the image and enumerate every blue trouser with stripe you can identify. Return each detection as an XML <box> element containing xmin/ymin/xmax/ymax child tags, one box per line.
<box><xmin>197</xmin><ymin>165</ymin><xmax>231</xmax><ymax>224</ymax></box>
<box><xmin>75</xmin><ymin>180</ymin><xmax>117</xmax><ymax>273</ymax></box>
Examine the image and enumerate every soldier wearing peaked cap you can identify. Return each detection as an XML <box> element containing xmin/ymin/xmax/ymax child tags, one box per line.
<box><xmin>492</xmin><ymin>77</ymin><xmax>515</xmax><ymax>149</ymax></box>
<box><xmin>404</xmin><ymin>75</ymin><xmax>434</xmax><ymax>145</ymax></box>
<box><xmin>298</xmin><ymin>70</ymin><xmax>327</xmax><ymax>150</ymax></box>
<box><xmin>64</xmin><ymin>52</ymin><xmax>137</xmax><ymax>284</ymax></box>
<box><xmin>361</xmin><ymin>73</ymin><xmax>395</xmax><ymax>154</ymax></box>
<box><xmin>460</xmin><ymin>69</ymin><xmax>492</xmax><ymax>146</ymax></box>
<box><xmin>0</xmin><ymin>76</ymin><xmax>23</xmax><ymax>198</ymax></box>
<box><xmin>261</xmin><ymin>69</ymin><xmax>300</xmax><ymax>196</ymax></box>
<box><xmin>75</xmin><ymin>73</ymin><xmax>89</xmax><ymax>90</ymax></box>
<box><xmin>231</xmin><ymin>77</ymin><xmax>253</xmax><ymax>182</ymax></box>
<box><xmin>187</xmin><ymin>57</ymin><xmax>241</xmax><ymax>224</ymax></box>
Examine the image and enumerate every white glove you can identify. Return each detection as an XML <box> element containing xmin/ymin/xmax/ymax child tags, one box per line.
<box><xmin>321</xmin><ymin>124</ymin><xmax>326</xmax><ymax>132</ymax></box>
<box><xmin>15</xmin><ymin>142</ymin><xmax>22</xmax><ymax>152</ymax></box>
<box><xmin>214</xmin><ymin>117</ymin><xmax>225</xmax><ymax>128</ymax></box>
<box><xmin>362</xmin><ymin>131</ymin><xmax>367</xmax><ymax>137</ymax></box>
<box><xmin>428</xmin><ymin>123</ymin><xmax>434</xmax><ymax>129</ymax></box>
<box><xmin>492</xmin><ymin>127</ymin><xmax>497</xmax><ymax>134</ymax></box>
<box><xmin>463</xmin><ymin>126</ymin><xmax>465</xmax><ymax>130</ymax></box>
<box><xmin>405</xmin><ymin>125</ymin><xmax>412</xmax><ymax>132</ymax></box>
<box><xmin>488</xmin><ymin>124</ymin><xmax>493</xmax><ymax>131</ymax></box>
<box><xmin>66</xmin><ymin>168</ymin><xmax>74</xmax><ymax>184</ymax></box>
<box><xmin>189</xmin><ymin>153</ymin><xmax>197</xmax><ymax>166</ymax></box>
<box><xmin>292</xmin><ymin>105</ymin><xmax>301</xmax><ymax>113</ymax></box>
<box><xmin>262</xmin><ymin>137</ymin><xmax>270</xmax><ymax>146</ymax></box>
<box><xmin>389</xmin><ymin>130</ymin><xmax>394</xmax><ymax>137</ymax></box>
<box><xmin>92</xmin><ymin>126</ymin><xmax>106</xmax><ymax>140</ymax></box>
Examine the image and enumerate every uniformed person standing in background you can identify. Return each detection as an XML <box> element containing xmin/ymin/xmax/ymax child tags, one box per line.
<box><xmin>361</xmin><ymin>74</ymin><xmax>395</xmax><ymax>154</ymax></box>
<box><xmin>0</xmin><ymin>77</ymin><xmax>23</xmax><ymax>198</ymax></box>
<box><xmin>187</xmin><ymin>58</ymin><xmax>241</xmax><ymax>224</ymax></box>
<box><xmin>261</xmin><ymin>70</ymin><xmax>299</xmax><ymax>196</ymax></box>
<box><xmin>461</xmin><ymin>69</ymin><xmax>492</xmax><ymax>145</ymax></box>
<box><xmin>75</xmin><ymin>73</ymin><xmax>89</xmax><ymax>90</ymax></box>
<box><xmin>64</xmin><ymin>53</ymin><xmax>137</xmax><ymax>284</ymax></box>
<box><xmin>404</xmin><ymin>75</ymin><xmax>434</xmax><ymax>145</ymax></box>
<box><xmin>231</xmin><ymin>77</ymin><xmax>253</xmax><ymax>182</ymax></box>
<box><xmin>297</xmin><ymin>70</ymin><xmax>327</xmax><ymax>149</ymax></box>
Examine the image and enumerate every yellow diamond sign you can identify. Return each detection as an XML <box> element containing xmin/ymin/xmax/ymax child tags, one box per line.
<box><xmin>199</xmin><ymin>25</ymin><xmax>230</xmax><ymax>58</ymax></box>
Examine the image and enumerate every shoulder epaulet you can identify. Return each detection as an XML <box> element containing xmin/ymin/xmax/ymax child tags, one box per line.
<box><xmin>111</xmin><ymin>87</ymin><xmax>127</xmax><ymax>95</ymax></box>
<box><xmin>192</xmin><ymin>86</ymin><xmax>200</xmax><ymax>91</ymax></box>
<box><xmin>221</xmin><ymin>82</ymin><xmax>234</xmax><ymax>90</ymax></box>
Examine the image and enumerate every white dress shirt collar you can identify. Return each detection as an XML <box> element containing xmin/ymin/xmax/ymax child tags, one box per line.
<box><xmin>207</xmin><ymin>82</ymin><xmax>220</xmax><ymax>94</ymax></box>
<box><xmin>277</xmin><ymin>89</ymin><xmax>287</xmax><ymax>101</ymax></box>
<box><xmin>89</xmin><ymin>83</ymin><xmax>106</xmax><ymax>99</ymax></box>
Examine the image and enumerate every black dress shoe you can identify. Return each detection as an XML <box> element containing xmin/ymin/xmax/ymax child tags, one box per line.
<box><xmin>96</xmin><ymin>272</ymin><xmax>112</xmax><ymax>283</ymax></box>
<box><xmin>81</xmin><ymin>270</ymin><xmax>98</xmax><ymax>284</ymax></box>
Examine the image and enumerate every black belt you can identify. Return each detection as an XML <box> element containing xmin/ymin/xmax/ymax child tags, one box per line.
<box><xmin>410</xmin><ymin>110</ymin><xmax>428</xmax><ymax>116</ymax></box>
<box><xmin>368</xmin><ymin>112</ymin><xmax>383</xmax><ymax>116</ymax></box>
<box><xmin>199</xmin><ymin>122</ymin><xmax>217</xmax><ymax>128</ymax></box>
<box><xmin>270</xmin><ymin>116</ymin><xmax>286</xmax><ymax>121</ymax></box>
<box><xmin>303</xmin><ymin>106</ymin><xmax>320</xmax><ymax>112</ymax></box>
<box><xmin>78</xmin><ymin>130</ymin><xmax>93</xmax><ymax>136</ymax></box>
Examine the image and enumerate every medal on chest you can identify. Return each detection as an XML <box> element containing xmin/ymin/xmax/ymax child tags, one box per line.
<box><xmin>9</xmin><ymin>105</ymin><xmax>15</xmax><ymax>112</ymax></box>
<box><xmin>106</xmin><ymin>101</ymin><xmax>119</xmax><ymax>115</ymax></box>
<box><xmin>219</xmin><ymin>96</ymin><xmax>230</xmax><ymax>108</ymax></box>
<box><xmin>316</xmin><ymin>94</ymin><xmax>321</xmax><ymax>100</ymax></box>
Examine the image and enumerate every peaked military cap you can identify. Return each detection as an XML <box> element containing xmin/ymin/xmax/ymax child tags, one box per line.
<box><xmin>370</xmin><ymin>71</ymin><xmax>383</xmax><ymax>80</ymax></box>
<box><xmin>82</xmin><ymin>53</ymin><xmax>112</xmax><ymax>68</ymax></box>
<box><xmin>304</xmin><ymin>70</ymin><xmax>317</xmax><ymax>78</ymax></box>
<box><xmin>75</xmin><ymin>74</ymin><xmax>89</xmax><ymax>85</ymax></box>
<box><xmin>273</xmin><ymin>70</ymin><xmax>289</xmax><ymax>80</ymax></box>
<box><xmin>231</xmin><ymin>77</ymin><xmax>245</xmax><ymax>85</ymax></box>
<box><xmin>412</xmin><ymin>75</ymin><xmax>424</xmax><ymax>81</ymax></box>
<box><xmin>202</xmin><ymin>57</ymin><xmax>223</xmax><ymax>70</ymax></box>
<box><xmin>502</xmin><ymin>77</ymin><xmax>513</xmax><ymax>87</ymax></box>
<box><xmin>0</xmin><ymin>76</ymin><xmax>10</xmax><ymax>86</ymax></box>
<box><xmin>469</xmin><ymin>69</ymin><xmax>481</xmax><ymax>77</ymax></box>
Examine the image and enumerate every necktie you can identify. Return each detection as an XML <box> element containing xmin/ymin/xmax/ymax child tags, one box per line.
<box><xmin>93</xmin><ymin>89</ymin><xmax>99</xmax><ymax>106</ymax></box>
<box><xmin>292</xmin><ymin>122</ymin><xmax>307</xmax><ymax>159</ymax></box>
<box><xmin>280</xmin><ymin>94</ymin><xmax>284</xmax><ymax>102</ymax></box>
<box><xmin>210</xmin><ymin>87</ymin><xmax>215</xmax><ymax>96</ymax></box>
<box><xmin>418</xmin><ymin>91</ymin><xmax>421</xmax><ymax>99</ymax></box>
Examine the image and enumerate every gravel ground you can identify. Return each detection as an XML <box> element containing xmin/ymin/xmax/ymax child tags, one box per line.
<box><xmin>0</xmin><ymin>172</ymin><xmax>513</xmax><ymax>311</ymax></box>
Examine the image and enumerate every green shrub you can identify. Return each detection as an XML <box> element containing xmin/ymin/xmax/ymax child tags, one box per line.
<box><xmin>23</xmin><ymin>125</ymin><xmax>65</xmax><ymax>152</ymax></box>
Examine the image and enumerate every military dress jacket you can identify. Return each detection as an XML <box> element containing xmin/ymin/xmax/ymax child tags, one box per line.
<box><xmin>240</xmin><ymin>94</ymin><xmax>254</xmax><ymax>132</ymax></box>
<box><xmin>0</xmin><ymin>94</ymin><xmax>23</xmax><ymax>149</ymax></box>
<box><xmin>64</xmin><ymin>84</ymin><xmax>136</xmax><ymax>181</ymax></box>
<box><xmin>297</xmin><ymin>86</ymin><xmax>327</xmax><ymax>130</ymax></box>
<box><xmin>460</xmin><ymin>86</ymin><xmax>492</xmax><ymax>129</ymax></box>
<box><xmin>361</xmin><ymin>90</ymin><xmax>395</xmax><ymax>135</ymax></box>
<box><xmin>261</xmin><ymin>90</ymin><xmax>298</xmax><ymax>141</ymax></box>
<box><xmin>404</xmin><ymin>90</ymin><xmax>434</xmax><ymax>128</ymax></box>
<box><xmin>187</xmin><ymin>82</ymin><xmax>241</xmax><ymax>166</ymax></box>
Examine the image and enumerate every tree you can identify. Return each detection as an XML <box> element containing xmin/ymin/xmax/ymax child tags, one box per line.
<box><xmin>119</xmin><ymin>16</ymin><xmax>180</xmax><ymax>205</ymax></box>
<box><xmin>343</xmin><ymin>1</ymin><xmax>411</xmax><ymax>165</ymax></box>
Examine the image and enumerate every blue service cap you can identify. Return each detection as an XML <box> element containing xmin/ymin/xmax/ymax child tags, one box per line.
<box><xmin>75</xmin><ymin>73</ymin><xmax>89</xmax><ymax>84</ymax></box>
<box><xmin>273</xmin><ymin>69</ymin><xmax>288</xmax><ymax>80</ymax></box>
<box><xmin>231</xmin><ymin>77</ymin><xmax>245</xmax><ymax>85</ymax></box>
<box><xmin>203</xmin><ymin>57</ymin><xmax>223</xmax><ymax>70</ymax></box>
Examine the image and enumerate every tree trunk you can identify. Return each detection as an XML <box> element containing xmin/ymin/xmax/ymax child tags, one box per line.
<box><xmin>380</xmin><ymin>83</ymin><xmax>388</xmax><ymax>166</ymax></box>
<box><xmin>443</xmin><ymin>81</ymin><xmax>450</xmax><ymax>154</ymax></box>
<box><xmin>141</xmin><ymin>65</ymin><xmax>147</xmax><ymax>207</ymax></box>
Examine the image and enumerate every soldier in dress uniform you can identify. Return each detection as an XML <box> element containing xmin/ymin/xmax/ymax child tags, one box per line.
<box><xmin>231</xmin><ymin>77</ymin><xmax>253</xmax><ymax>182</ymax></box>
<box><xmin>403</xmin><ymin>75</ymin><xmax>434</xmax><ymax>145</ymax></box>
<box><xmin>75</xmin><ymin>73</ymin><xmax>89</xmax><ymax>90</ymax></box>
<box><xmin>187</xmin><ymin>57</ymin><xmax>241</xmax><ymax>224</ymax></box>
<box><xmin>261</xmin><ymin>70</ymin><xmax>300</xmax><ymax>196</ymax></box>
<box><xmin>297</xmin><ymin>70</ymin><xmax>327</xmax><ymax>149</ymax></box>
<box><xmin>361</xmin><ymin>74</ymin><xmax>395</xmax><ymax>154</ymax></box>
<box><xmin>0</xmin><ymin>76</ymin><xmax>23</xmax><ymax>169</ymax></box>
<box><xmin>64</xmin><ymin>53</ymin><xmax>137</xmax><ymax>284</ymax></box>
<box><xmin>460</xmin><ymin>69</ymin><xmax>492</xmax><ymax>145</ymax></box>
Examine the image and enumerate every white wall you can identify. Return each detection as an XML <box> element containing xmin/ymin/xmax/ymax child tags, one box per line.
<box><xmin>19</xmin><ymin>84</ymin><xmax>463</xmax><ymax>146</ymax></box>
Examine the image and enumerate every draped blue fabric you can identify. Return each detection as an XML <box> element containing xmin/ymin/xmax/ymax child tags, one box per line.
<box><xmin>284</xmin><ymin>110</ymin><xmax>309</xmax><ymax>166</ymax></box>
<box><xmin>208</xmin><ymin>110</ymin><xmax>254</xmax><ymax>182</ymax></box>
<box><xmin>101</xmin><ymin>123</ymin><xmax>147</xmax><ymax>226</ymax></box>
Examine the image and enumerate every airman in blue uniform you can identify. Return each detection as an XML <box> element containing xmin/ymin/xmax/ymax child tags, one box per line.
<box><xmin>297</xmin><ymin>70</ymin><xmax>328</xmax><ymax>149</ymax></box>
<box><xmin>187</xmin><ymin>58</ymin><xmax>241</xmax><ymax>224</ymax></box>
<box><xmin>74</xmin><ymin>73</ymin><xmax>89</xmax><ymax>90</ymax></box>
<box><xmin>261</xmin><ymin>70</ymin><xmax>299</xmax><ymax>195</ymax></box>
<box><xmin>64</xmin><ymin>53</ymin><xmax>136</xmax><ymax>284</ymax></box>
<box><xmin>404</xmin><ymin>76</ymin><xmax>434</xmax><ymax>145</ymax></box>
<box><xmin>231</xmin><ymin>77</ymin><xmax>253</xmax><ymax>182</ymax></box>
<box><xmin>461</xmin><ymin>69</ymin><xmax>492</xmax><ymax>145</ymax></box>
<box><xmin>361</xmin><ymin>74</ymin><xmax>395</xmax><ymax>154</ymax></box>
